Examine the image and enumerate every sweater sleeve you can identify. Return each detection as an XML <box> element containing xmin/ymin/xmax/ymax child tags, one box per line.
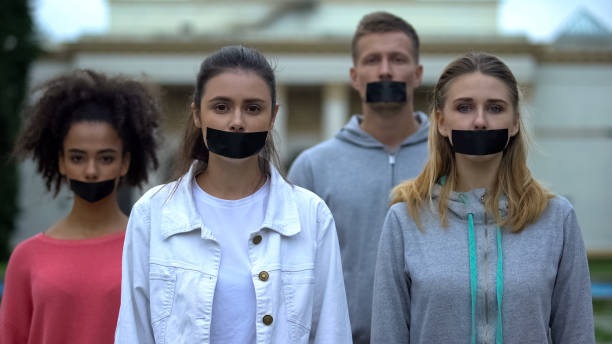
<box><xmin>371</xmin><ymin>205</ymin><xmax>411</xmax><ymax>343</ymax></box>
<box><xmin>114</xmin><ymin>203</ymin><xmax>155</xmax><ymax>343</ymax></box>
<box><xmin>288</xmin><ymin>151</ymin><xmax>315</xmax><ymax>191</ymax></box>
<box><xmin>0</xmin><ymin>242</ymin><xmax>34</xmax><ymax>344</ymax></box>
<box><xmin>309</xmin><ymin>200</ymin><xmax>352</xmax><ymax>343</ymax></box>
<box><xmin>549</xmin><ymin>207</ymin><xmax>595</xmax><ymax>344</ymax></box>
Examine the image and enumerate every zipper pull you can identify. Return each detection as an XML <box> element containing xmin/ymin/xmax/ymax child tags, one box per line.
<box><xmin>388</xmin><ymin>154</ymin><xmax>396</xmax><ymax>165</ymax></box>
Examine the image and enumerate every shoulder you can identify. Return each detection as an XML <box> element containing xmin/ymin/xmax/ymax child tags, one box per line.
<box><xmin>286</xmin><ymin>184</ymin><xmax>335</xmax><ymax>231</ymax></box>
<box><xmin>9</xmin><ymin>234</ymin><xmax>44</xmax><ymax>259</ymax></box>
<box><xmin>542</xmin><ymin>195</ymin><xmax>574</xmax><ymax>219</ymax></box>
<box><xmin>293</xmin><ymin>137</ymin><xmax>346</xmax><ymax>163</ymax></box>
<box><xmin>386</xmin><ymin>202</ymin><xmax>413</xmax><ymax>226</ymax></box>
<box><xmin>290</xmin><ymin>184</ymin><xmax>330</xmax><ymax>213</ymax></box>
<box><xmin>131</xmin><ymin>181</ymin><xmax>177</xmax><ymax>211</ymax></box>
<box><xmin>287</xmin><ymin>184</ymin><xmax>338</xmax><ymax>245</ymax></box>
<box><xmin>5</xmin><ymin>234</ymin><xmax>46</xmax><ymax>274</ymax></box>
<box><xmin>389</xmin><ymin>202</ymin><xmax>408</xmax><ymax>214</ymax></box>
<box><xmin>523</xmin><ymin>195</ymin><xmax>580</xmax><ymax>238</ymax></box>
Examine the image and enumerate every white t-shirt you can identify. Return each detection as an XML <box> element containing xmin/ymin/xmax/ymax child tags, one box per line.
<box><xmin>192</xmin><ymin>178</ymin><xmax>270</xmax><ymax>343</ymax></box>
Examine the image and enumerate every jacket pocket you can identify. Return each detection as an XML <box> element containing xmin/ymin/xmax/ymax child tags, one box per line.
<box><xmin>282</xmin><ymin>268</ymin><xmax>315</xmax><ymax>343</ymax></box>
<box><xmin>149</xmin><ymin>263</ymin><xmax>177</xmax><ymax>344</ymax></box>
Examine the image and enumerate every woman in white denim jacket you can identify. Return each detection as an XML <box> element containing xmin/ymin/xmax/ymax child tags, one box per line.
<box><xmin>115</xmin><ymin>46</ymin><xmax>352</xmax><ymax>344</ymax></box>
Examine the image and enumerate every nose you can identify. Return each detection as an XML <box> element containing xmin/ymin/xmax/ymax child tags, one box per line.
<box><xmin>378</xmin><ymin>58</ymin><xmax>392</xmax><ymax>81</ymax></box>
<box><xmin>473</xmin><ymin>107</ymin><xmax>487</xmax><ymax>130</ymax></box>
<box><xmin>84</xmin><ymin>159</ymin><xmax>98</xmax><ymax>181</ymax></box>
<box><xmin>228</xmin><ymin>108</ymin><xmax>245</xmax><ymax>132</ymax></box>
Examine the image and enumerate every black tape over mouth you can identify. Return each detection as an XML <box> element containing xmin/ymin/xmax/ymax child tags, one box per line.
<box><xmin>451</xmin><ymin>129</ymin><xmax>509</xmax><ymax>155</ymax></box>
<box><xmin>70</xmin><ymin>179</ymin><xmax>116</xmax><ymax>203</ymax></box>
<box><xmin>366</xmin><ymin>81</ymin><xmax>406</xmax><ymax>103</ymax></box>
<box><xmin>206</xmin><ymin>127</ymin><xmax>268</xmax><ymax>159</ymax></box>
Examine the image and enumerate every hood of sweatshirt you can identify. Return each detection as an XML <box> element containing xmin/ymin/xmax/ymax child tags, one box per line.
<box><xmin>335</xmin><ymin>112</ymin><xmax>430</xmax><ymax>149</ymax></box>
<box><xmin>431</xmin><ymin>181</ymin><xmax>509</xmax><ymax>344</ymax></box>
<box><xmin>430</xmin><ymin>183</ymin><xmax>509</xmax><ymax>225</ymax></box>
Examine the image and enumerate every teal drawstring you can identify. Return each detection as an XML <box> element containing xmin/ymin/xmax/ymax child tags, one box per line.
<box><xmin>440</xmin><ymin>178</ymin><xmax>503</xmax><ymax>343</ymax></box>
<box><xmin>467</xmin><ymin>212</ymin><xmax>504</xmax><ymax>344</ymax></box>
<box><xmin>468</xmin><ymin>213</ymin><xmax>478</xmax><ymax>344</ymax></box>
<box><xmin>496</xmin><ymin>225</ymin><xmax>503</xmax><ymax>344</ymax></box>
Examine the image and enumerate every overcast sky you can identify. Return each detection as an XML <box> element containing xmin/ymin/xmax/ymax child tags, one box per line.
<box><xmin>33</xmin><ymin>0</ymin><xmax>612</xmax><ymax>43</ymax></box>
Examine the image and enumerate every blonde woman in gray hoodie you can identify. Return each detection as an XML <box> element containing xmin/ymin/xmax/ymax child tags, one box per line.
<box><xmin>371</xmin><ymin>52</ymin><xmax>595</xmax><ymax>344</ymax></box>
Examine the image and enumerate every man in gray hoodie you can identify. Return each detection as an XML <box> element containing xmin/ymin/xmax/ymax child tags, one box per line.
<box><xmin>288</xmin><ymin>12</ymin><xmax>429</xmax><ymax>343</ymax></box>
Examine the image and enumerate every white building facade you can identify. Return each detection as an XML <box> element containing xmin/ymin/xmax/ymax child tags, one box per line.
<box><xmin>15</xmin><ymin>0</ymin><xmax>612</xmax><ymax>254</ymax></box>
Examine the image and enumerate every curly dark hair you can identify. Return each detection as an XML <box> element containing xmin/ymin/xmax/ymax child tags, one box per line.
<box><xmin>13</xmin><ymin>69</ymin><xmax>161</xmax><ymax>195</ymax></box>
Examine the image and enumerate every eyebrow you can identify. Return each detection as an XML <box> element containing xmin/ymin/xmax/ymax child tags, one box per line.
<box><xmin>207</xmin><ymin>96</ymin><xmax>266</xmax><ymax>104</ymax></box>
<box><xmin>67</xmin><ymin>148</ymin><xmax>119</xmax><ymax>154</ymax></box>
<box><xmin>453</xmin><ymin>97</ymin><xmax>509</xmax><ymax>104</ymax></box>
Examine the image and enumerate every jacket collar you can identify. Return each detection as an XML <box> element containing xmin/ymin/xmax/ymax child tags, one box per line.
<box><xmin>160</xmin><ymin>162</ymin><xmax>300</xmax><ymax>239</ymax></box>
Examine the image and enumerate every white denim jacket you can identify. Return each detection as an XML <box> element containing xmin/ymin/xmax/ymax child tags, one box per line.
<box><xmin>115</xmin><ymin>164</ymin><xmax>352</xmax><ymax>344</ymax></box>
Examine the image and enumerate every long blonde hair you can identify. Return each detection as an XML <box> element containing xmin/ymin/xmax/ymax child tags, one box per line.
<box><xmin>391</xmin><ymin>52</ymin><xmax>553</xmax><ymax>232</ymax></box>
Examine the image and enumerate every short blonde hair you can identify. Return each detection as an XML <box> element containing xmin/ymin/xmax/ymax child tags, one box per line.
<box><xmin>351</xmin><ymin>11</ymin><xmax>419</xmax><ymax>63</ymax></box>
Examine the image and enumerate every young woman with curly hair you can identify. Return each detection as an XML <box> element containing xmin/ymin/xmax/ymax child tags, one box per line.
<box><xmin>0</xmin><ymin>69</ymin><xmax>161</xmax><ymax>344</ymax></box>
<box><xmin>371</xmin><ymin>52</ymin><xmax>594</xmax><ymax>343</ymax></box>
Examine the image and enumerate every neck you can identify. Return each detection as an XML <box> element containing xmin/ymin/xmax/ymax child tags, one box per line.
<box><xmin>454</xmin><ymin>153</ymin><xmax>502</xmax><ymax>192</ymax></box>
<box><xmin>52</xmin><ymin>193</ymin><xmax>127</xmax><ymax>239</ymax></box>
<box><xmin>197</xmin><ymin>154</ymin><xmax>266</xmax><ymax>200</ymax></box>
<box><xmin>360</xmin><ymin>101</ymin><xmax>419</xmax><ymax>147</ymax></box>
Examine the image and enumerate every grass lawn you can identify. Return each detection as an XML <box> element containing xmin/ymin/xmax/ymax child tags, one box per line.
<box><xmin>590</xmin><ymin>258</ymin><xmax>612</xmax><ymax>342</ymax></box>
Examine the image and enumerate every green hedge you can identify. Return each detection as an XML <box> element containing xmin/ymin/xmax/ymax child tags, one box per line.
<box><xmin>0</xmin><ymin>0</ymin><xmax>38</xmax><ymax>261</ymax></box>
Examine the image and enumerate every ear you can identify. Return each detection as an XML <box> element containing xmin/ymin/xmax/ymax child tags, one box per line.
<box><xmin>349</xmin><ymin>66</ymin><xmax>360</xmax><ymax>93</ymax></box>
<box><xmin>269</xmin><ymin>104</ymin><xmax>279</xmax><ymax>129</ymax></box>
<box><xmin>120</xmin><ymin>151</ymin><xmax>131</xmax><ymax>177</ymax></box>
<box><xmin>191</xmin><ymin>102</ymin><xmax>201</xmax><ymax>128</ymax></box>
<box><xmin>58</xmin><ymin>152</ymin><xmax>66</xmax><ymax>176</ymax></box>
<box><xmin>415</xmin><ymin>64</ymin><xmax>424</xmax><ymax>87</ymax></box>
<box><xmin>436</xmin><ymin>110</ymin><xmax>450</xmax><ymax>138</ymax></box>
<box><xmin>510</xmin><ymin>116</ymin><xmax>520</xmax><ymax>137</ymax></box>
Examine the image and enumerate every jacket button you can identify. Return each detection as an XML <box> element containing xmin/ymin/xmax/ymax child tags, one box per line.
<box><xmin>262</xmin><ymin>315</ymin><xmax>273</xmax><ymax>325</ymax></box>
<box><xmin>258</xmin><ymin>271</ymin><xmax>269</xmax><ymax>281</ymax></box>
<box><xmin>252</xmin><ymin>235</ymin><xmax>262</xmax><ymax>245</ymax></box>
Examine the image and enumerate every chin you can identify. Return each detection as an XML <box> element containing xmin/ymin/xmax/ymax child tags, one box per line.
<box><xmin>456</xmin><ymin>152</ymin><xmax>502</xmax><ymax>164</ymax></box>
<box><xmin>369</xmin><ymin>102</ymin><xmax>404</xmax><ymax>113</ymax></box>
<box><xmin>214</xmin><ymin>152</ymin><xmax>259</xmax><ymax>164</ymax></box>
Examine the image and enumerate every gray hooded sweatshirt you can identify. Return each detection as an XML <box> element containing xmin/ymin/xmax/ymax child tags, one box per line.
<box><xmin>372</xmin><ymin>185</ymin><xmax>595</xmax><ymax>344</ymax></box>
<box><xmin>288</xmin><ymin>113</ymin><xmax>429</xmax><ymax>343</ymax></box>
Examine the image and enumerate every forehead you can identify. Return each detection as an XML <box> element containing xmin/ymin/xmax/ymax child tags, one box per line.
<box><xmin>63</xmin><ymin>121</ymin><xmax>122</xmax><ymax>151</ymax></box>
<box><xmin>445</xmin><ymin>72</ymin><xmax>512</xmax><ymax>102</ymax></box>
<box><xmin>203</xmin><ymin>70</ymin><xmax>271</xmax><ymax>102</ymax></box>
<box><xmin>355</xmin><ymin>31</ymin><xmax>415</xmax><ymax>60</ymax></box>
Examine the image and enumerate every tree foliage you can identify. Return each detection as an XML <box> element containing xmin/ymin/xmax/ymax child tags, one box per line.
<box><xmin>0</xmin><ymin>0</ymin><xmax>38</xmax><ymax>261</ymax></box>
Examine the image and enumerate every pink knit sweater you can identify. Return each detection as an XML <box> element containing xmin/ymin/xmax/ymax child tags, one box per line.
<box><xmin>0</xmin><ymin>231</ymin><xmax>125</xmax><ymax>344</ymax></box>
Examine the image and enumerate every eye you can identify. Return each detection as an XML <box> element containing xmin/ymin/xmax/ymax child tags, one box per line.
<box><xmin>488</xmin><ymin>104</ymin><xmax>504</xmax><ymax>113</ymax></box>
<box><xmin>100</xmin><ymin>156</ymin><xmax>115</xmax><ymax>164</ymax></box>
<box><xmin>363</xmin><ymin>55</ymin><xmax>379</xmax><ymax>65</ymax></box>
<box><xmin>213</xmin><ymin>103</ymin><xmax>229</xmax><ymax>113</ymax></box>
<box><xmin>456</xmin><ymin>104</ymin><xmax>472</xmax><ymax>113</ymax></box>
<box><xmin>69</xmin><ymin>155</ymin><xmax>84</xmax><ymax>163</ymax></box>
<box><xmin>245</xmin><ymin>104</ymin><xmax>262</xmax><ymax>114</ymax></box>
<box><xmin>392</xmin><ymin>55</ymin><xmax>407</xmax><ymax>64</ymax></box>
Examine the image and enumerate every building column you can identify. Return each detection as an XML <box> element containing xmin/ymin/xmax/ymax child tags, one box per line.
<box><xmin>275</xmin><ymin>84</ymin><xmax>289</xmax><ymax>165</ymax></box>
<box><xmin>322</xmin><ymin>83</ymin><xmax>349</xmax><ymax>141</ymax></box>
